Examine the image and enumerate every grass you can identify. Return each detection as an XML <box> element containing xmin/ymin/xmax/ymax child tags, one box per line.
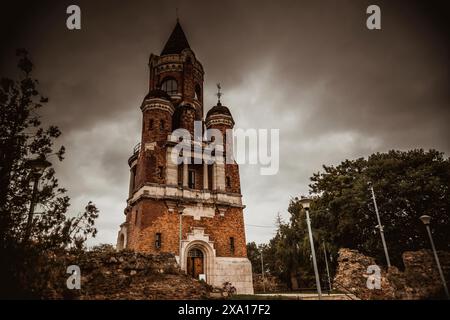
<box><xmin>230</xmin><ymin>294</ymin><xmax>298</xmax><ymax>300</ymax></box>
<box><xmin>230</xmin><ymin>290</ymin><xmax>351</xmax><ymax>300</ymax></box>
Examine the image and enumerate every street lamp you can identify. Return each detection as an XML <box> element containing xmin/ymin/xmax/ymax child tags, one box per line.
<box><xmin>419</xmin><ymin>215</ymin><xmax>449</xmax><ymax>299</ymax></box>
<box><xmin>260</xmin><ymin>249</ymin><xmax>266</xmax><ymax>293</ymax></box>
<box><xmin>299</xmin><ymin>197</ymin><xmax>322</xmax><ymax>300</ymax></box>
<box><xmin>178</xmin><ymin>204</ymin><xmax>185</xmax><ymax>264</ymax></box>
<box><xmin>369</xmin><ymin>183</ymin><xmax>391</xmax><ymax>268</ymax></box>
<box><xmin>23</xmin><ymin>156</ymin><xmax>51</xmax><ymax>243</ymax></box>
<box><xmin>323</xmin><ymin>241</ymin><xmax>332</xmax><ymax>295</ymax></box>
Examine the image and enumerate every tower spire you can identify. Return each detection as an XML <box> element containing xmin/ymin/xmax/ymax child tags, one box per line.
<box><xmin>160</xmin><ymin>20</ymin><xmax>191</xmax><ymax>55</ymax></box>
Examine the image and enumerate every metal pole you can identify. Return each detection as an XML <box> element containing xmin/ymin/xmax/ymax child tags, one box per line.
<box><xmin>306</xmin><ymin>209</ymin><xmax>322</xmax><ymax>299</ymax></box>
<box><xmin>179</xmin><ymin>212</ymin><xmax>182</xmax><ymax>264</ymax></box>
<box><xmin>323</xmin><ymin>241</ymin><xmax>332</xmax><ymax>294</ymax></box>
<box><xmin>370</xmin><ymin>186</ymin><xmax>391</xmax><ymax>268</ymax></box>
<box><xmin>260</xmin><ymin>249</ymin><xmax>266</xmax><ymax>293</ymax></box>
<box><xmin>425</xmin><ymin>225</ymin><xmax>449</xmax><ymax>299</ymax></box>
<box><xmin>23</xmin><ymin>175</ymin><xmax>39</xmax><ymax>243</ymax></box>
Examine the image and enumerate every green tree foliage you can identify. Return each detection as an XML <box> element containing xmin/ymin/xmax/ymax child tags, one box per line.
<box><xmin>246</xmin><ymin>242</ymin><xmax>261</xmax><ymax>274</ymax></box>
<box><xmin>310</xmin><ymin>149</ymin><xmax>450</xmax><ymax>267</ymax></box>
<box><xmin>255</xmin><ymin>149</ymin><xmax>449</xmax><ymax>290</ymax></box>
<box><xmin>0</xmin><ymin>50</ymin><xmax>99</xmax><ymax>298</ymax></box>
<box><xmin>260</xmin><ymin>202</ymin><xmax>335</xmax><ymax>289</ymax></box>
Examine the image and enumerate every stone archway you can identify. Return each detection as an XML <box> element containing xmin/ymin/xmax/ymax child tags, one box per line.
<box><xmin>181</xmin><ymin>242</ymin><xmax>216</xmax><ymax>284</ymax></box>
<box><xmin>117</xmin><ymin>234</ymin><xmax>125</xmax><ymax>250</ymax></box>
<box><xmin>116</xmin><ymin>224</ymin><xmax>128</xmax><ymax>250</ymax></box>
<box><xmin>179</xmin><ymin>227</ymin><xmax>216</xmax><ymax>284</ymax></box>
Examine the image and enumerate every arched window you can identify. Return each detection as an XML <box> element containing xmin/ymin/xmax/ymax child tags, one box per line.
<box><xmin>229</xmin><ymin>237</ymin><xmax>235</xmax><ymax>254</ymax></box>
<box><xmin>188</xmin><ymin>169</ymin><xmax>195</xmax><ymax>189</ymax></box>
<box><xmin>194</xmin><ymin>84</ymin><xmax>201</xmax><ymax>100</ymax></box>
<box><xmin>155</xmin><ymin>233</ymin><xmax>162</xmax><ymax>249</ymax></box>
<box><xmin>118</xmin><ymin>233</ymin><xmax>125</xmax><ymax>250</ymax></box>
<box><xmin>135</xmin><ymin>210</ymin><xmax>139</xmax><ymax>226</ymax></box>
<box><xmin>161</xmin><ymin>78</ymin><xmax>178</xmax><ymax>95</ymax></box>
<box><xmin>188</xmin><ymin>248</ymin><xmax>203</xmax><ymax>258</ymax></box>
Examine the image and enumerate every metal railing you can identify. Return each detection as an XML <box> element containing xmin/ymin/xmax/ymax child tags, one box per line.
<box><xmin>132</xmin><ymin>143</ymin><xmax>140</xmax><ymax>155</ymax></box>
<box><xmin>332</xmin><ymin>281</ymin><xmax>360</xmax><ymax>300</ymax></box>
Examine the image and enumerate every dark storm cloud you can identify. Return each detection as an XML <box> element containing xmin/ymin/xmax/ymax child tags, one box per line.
<box><xmin>1</xmin><ymin>0</ymin><xmax>448</xmax><ymax>245</ymax></box>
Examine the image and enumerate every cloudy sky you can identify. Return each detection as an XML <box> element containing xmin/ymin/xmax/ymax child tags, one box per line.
<box><xmin>1</xmin><ymin>0</ymin><xmax>448</xmax><ymax>246</ymax></box>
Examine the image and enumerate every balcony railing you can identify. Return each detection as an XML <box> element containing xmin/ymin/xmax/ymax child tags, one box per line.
<box><xmin>133</xmin><ymin>143</ymin><xmax>141</xmax><ymax>155</ymax></box>
<box><xmin>128</xmin><ymin>143</ymin><xmax>141</xmax><ymax>165</ymax></box>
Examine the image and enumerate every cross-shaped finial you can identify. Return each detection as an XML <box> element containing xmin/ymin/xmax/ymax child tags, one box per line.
<box><xmin>216</xmin><ymin>83</ymin><xmax>222</xmax><ymax>103</ymax></box>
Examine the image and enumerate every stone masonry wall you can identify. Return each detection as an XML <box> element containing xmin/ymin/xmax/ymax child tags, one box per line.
<box><xmin>43</xmin><ymin>250</ymin><xmax>219</xmax><ymax>300</ymax></box>
<box><xmin>333</xmin><ymin>248</ymin><xmax>450</xmax><ymax>300</ymax></box>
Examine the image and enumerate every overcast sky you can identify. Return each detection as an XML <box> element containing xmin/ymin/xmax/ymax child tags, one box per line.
<box><xmin>1</xmin><ymin>0</ymin><xmax>449</xmax><ymax>247</ymax></box>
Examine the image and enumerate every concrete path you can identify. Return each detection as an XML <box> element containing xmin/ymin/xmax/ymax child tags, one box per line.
<box><xmin>255</xmin><ymin>293</ymin><xmax>359</xmax><ymax>300</ymax></box>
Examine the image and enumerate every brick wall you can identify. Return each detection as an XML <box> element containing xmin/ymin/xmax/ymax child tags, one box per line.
<box><xmin>141</xmin><ymin>108</ymin><xmax>173</xmax><ymax>144</ymax></box>
<box><xmin>178</xmin><ymin>106</ymin><xmax>196</xmax><ymax>135</ymax></box>
<box><xmin>225</xmin><ymin>163</ymin><xmax>241</xmax><ymax>194</ymax></box>
<box><xmin>126</xmin><ymin>199</ymin><xmax>247</xmax><ymax>258</ymax></box>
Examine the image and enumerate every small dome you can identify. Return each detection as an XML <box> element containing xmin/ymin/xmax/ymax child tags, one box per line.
<box><xmin>144</xmin><ymin>89</ymin><xmax>171</xmax><ymax>101</ymax></box>
<box><xmin>206</xmin><ymin>102</ymin><xmax>232</xmax><ymax>118</ymax></box>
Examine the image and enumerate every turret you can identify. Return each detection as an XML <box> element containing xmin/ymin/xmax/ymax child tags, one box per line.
<box><xmin>205</xmin><ymin>100</ymin><xmax>240</xmax><ymax>194</ymax></box>
<box><xmin>148</xmin><ymin>21</ymin><xmax>204</xmax><ymax>130</ymax></box>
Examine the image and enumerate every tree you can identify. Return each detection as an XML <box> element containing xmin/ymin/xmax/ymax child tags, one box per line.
<box><xmin>259</xmin><ymin>149</ymin><xmax>449</xmax><ymax>290</ymax></box>
<box><xmin>309</xmin><ymin>149</ymin><xmax>450</xmax><ymax>267</ymax></box>
<box><xmin>254</xmin><ymin>204</ymin><xmax>328</xmax><ymax>290</ymax></box>
<box><xmin>0</xmin><ymin>49</ymin><xmax>99</xmax><ymax>298</ymax></box>
<box><xmin>246</xmin><ymin>242</ymin><xmax>261</xmax><ymax>274</ymax></box>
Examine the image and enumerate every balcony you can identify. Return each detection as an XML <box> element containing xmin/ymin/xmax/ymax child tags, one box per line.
<box><xmin>133</xmin><ymin>143</ymin><xmax>141</xmax><ymax>155</ymax></box>
<box><xmin>128</xmin><ymin>184</ymin><xmax>243</xmax><ymax>208</ymax></box>
<box><xmin>128</xmin><ymin>142</ymin><xmax>140</xmax><ymax>166</ymax></box>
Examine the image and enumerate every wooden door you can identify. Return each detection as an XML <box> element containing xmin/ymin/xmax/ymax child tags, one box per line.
<box><xmin>187</xmin><ymin>248</ymin><xmax>204</xmax><ymax>279</ymax></box>
<box><xmin>193</xmin><ymin>257</ymin><xmax>203</xmax><ymax>279</ymax></box>
<box><xmin>187</xmin><ymin>257</ymin><xmax>193</xmax><ymax>277</ymax></box>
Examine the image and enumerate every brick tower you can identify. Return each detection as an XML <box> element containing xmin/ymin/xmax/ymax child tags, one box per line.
<box><xmin>116</xmin><ymin>21</ymin><xmax>253</xmax><ymax>294</ymax></box>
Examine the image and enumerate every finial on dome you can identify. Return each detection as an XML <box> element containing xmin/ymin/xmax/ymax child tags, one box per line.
<box><xmin>216</xmin><ymin>83</ymin><xmax>222</xmax><ymax>105</ymax></box>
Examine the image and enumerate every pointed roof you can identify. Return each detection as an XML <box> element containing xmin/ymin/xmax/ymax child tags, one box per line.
<box><xmin>161</xmin><ymin>21</ymin><xmax>191</xmax><ymax>55</ymax></box>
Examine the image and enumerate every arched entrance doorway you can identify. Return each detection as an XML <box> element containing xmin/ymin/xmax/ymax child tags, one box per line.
<box><xmin>186</xmin><ymin>248</ymin><xmax>204</xmax><ymax>279</ymax></box>
<box><xmin>117</xmin><ymin>233</ymin><xmax>125</xmax><ymax>250</ymax></box>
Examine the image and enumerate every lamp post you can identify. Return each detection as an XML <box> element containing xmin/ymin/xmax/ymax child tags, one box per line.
<box><xmin>369</xmin><ymin>184</ymin><xmax>391</xmax><ymax>268</ymax></box>
<box><xmin>299</xmin><ymin>197</ymin><xmax>322</xmax><ymax>300</ymax></box>
<box><xmin>260</xmin><ymin>248</ymin><xmax>266</xmax><ymax>293</ymax></box>
<box><xmin>178</xmin><ymin>205</ymin><xmax>185</xmax><ymax>265</ymax></box>
<box><xmin>323</xmin><ymin>241</ymin><xmax>332</xmax><ymax>294</ymax></box>
<box><xmin>23</xmin><ymin>156</ymin><xmax>51</xmax><ymax>243</ymax></box>
<box><xmin>419</xmin><ymin>215</ymin><xmax>449</xmax><ymax>299</ymax></box>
